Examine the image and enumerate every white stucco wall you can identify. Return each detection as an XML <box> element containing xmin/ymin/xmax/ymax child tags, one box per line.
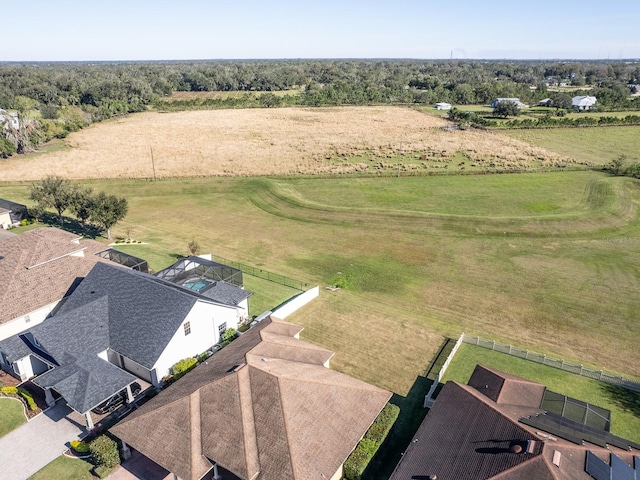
<box><xmin>152</xmin><ymin>301</ymin><xmax>240</xmax><ymax>384</ymax></box>
<box><xmin>0</xmin><ymin>211</ymin><xmax>11</xmax><ymax>229</ymax></box>
<box><xmin>271</xmin><ymin>286</ymin><xmax>319</xmax><ymax>319</ymax></box>
<box><xmin>0</xmin><ymin>301</ymin><xmax>60</xmax><ymax>342</ymax></box>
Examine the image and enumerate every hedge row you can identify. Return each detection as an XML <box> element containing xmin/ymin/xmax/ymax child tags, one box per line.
<box><xmin>343</xmin><ymin>403</ymin><xmax>400</xmax><ymax>480</ymax></box>
<box><xmin>0</xmin><ymin>386</ymin><xmax>38</xmax><ymax>411</ymax></box>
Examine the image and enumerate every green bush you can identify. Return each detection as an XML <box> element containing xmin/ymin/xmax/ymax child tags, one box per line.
<box><xmin>365</xmin><ymin>403</ymin><xmax>400</xmax><ymax>444</ymax></box>
<box><xmin>89</xmin><ymin>435</ymin><xmax>120</xmax><ymax>469</ymax></box>
<box><xmin>197</xmin><ymin>351</ymin><xmax>211</xmax><ymax>363</ymax></box>
<box><xmin>171</xmin><ymin>357</ymin><xmax>198</xmax><ymax>379</ymax></box>
<box><xmin>222</xmin><ymin>328</ymin><xmax>237</xmax><ymax>343</ymax></box>
<box><xmin>17</xmin><ymin>387</ymin><xmax>38</xmax><ymax>411</ymax></box>
<box><xmin>343</xmin><ymin>403</ymin><xmax>400</xmax><ymax>480</ymax></box>
<box><xmin>70</xmin><ymin>439</ymin><xmax>90</xmax><ymax>454</ymax></box>
<box><xmin>343</xmin><ymin>438</ymin><xmax>379</xmax><ymax>480</ymax></box>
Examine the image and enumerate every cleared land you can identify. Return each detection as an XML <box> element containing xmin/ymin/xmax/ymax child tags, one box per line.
<box><xmin>0</xmin><ymin>107</ymin><xmax>569</xmax><ymax>181</ymax></box>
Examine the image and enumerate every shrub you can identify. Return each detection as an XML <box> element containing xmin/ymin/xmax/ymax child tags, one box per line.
<box><xmin>343</xmin><ymin>438</ymin><xmax>379</xmax><ymax>480</ymax></box>
<box><xmin>222</xmin><ymin>328</ymin><xmax>237</xmax><ymax>343</ymax></box>
<box><xmin>365</xmin><ymin>403</ymin><xmax>400</xmax><ymax>444</ymax></box>
<box><xmin>17</xmin><ymin>387</ymin><xmax>37</xmax><ymax>411</ymax></box>
<box><xmin>70</xmin><ymin>439</ymin><xmax>90</xmax><ymax>454</ymax></box>
<box><xmin>197</xmin><ymin>351</ymin><xmax>211</xmax><ymax>363</ymax></box>
<box><xmin>1</xmin><ymin>386</ymin><xmax>18</xmax><ymax>395</ymax></box>
<box><xmin>343</xmin><ymin>403</ymin><xmax>399</xmax><ymax>480</ymax></box>
<box><xmin>89</xmin><ymin>435</ymin><xmax>120</xmax><ymax>469</ymax></box>
<box><xmin>171</xmin><ymin>357</ymin><xmax>198</xmax><ymax>379</ymax></box>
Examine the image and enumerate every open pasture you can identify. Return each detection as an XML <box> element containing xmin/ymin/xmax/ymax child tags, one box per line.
<box><xmin>2</xmin><ymin>170</ymin><xmax>639</xmax><ymax>398</ymax></box>
<box><xmin>505</xmin><ymin>126</ymin><xmax>640</xmax><ymax>165</ymax></box>
<box><xmin>0</xmin><ymin>106</ymin><xmax>569</xmax><ymax>182</ymax></box>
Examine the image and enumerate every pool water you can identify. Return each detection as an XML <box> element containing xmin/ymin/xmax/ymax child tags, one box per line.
<box><xmin>183</xmin><ymin>279</ymin><xmax>212</xmax><ymax>291</ymax></box>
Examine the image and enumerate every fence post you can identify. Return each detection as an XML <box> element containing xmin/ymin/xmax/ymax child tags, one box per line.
<box><xmin>525</xmin><ymin>350</ymin><xmax>529</xmax><ymax>359</ymax></box>
<box><xmin>475</xmin><ymin>336</ymin><xmax>479</xmax><ymax>346</ymax></box>
<box><xmin>492</xmin><ymin>340</ymin><xmax>496</xmax><ymax>351</ymax></box>
<box><xmin>599</xmin><ymin>371</ymin><xmax>603</xmax><ymax>380</ymax></box>
<box><xmin>579</xmin><ymin>365</ymin><xmax>583</xmax><ymax>376</ymax></box>
<box><xmin>508</xmin><ymin>345</ymin><xmax>512</xmax><ymax>354</ymax></box>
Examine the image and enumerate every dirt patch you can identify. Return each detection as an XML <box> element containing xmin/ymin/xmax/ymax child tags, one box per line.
<box><xmin>0</xmin><ymin>107</ymin><xmax>566</xmax><ymax>181</ymax></box>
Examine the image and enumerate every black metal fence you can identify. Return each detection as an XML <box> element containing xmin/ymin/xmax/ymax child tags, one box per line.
<box><xmin>211</xmin><ymin>255</ymin><xmax>310</xmax><ymax>291</ymax></box>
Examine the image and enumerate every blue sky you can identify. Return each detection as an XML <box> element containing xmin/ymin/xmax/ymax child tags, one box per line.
<box><xmin>2</xmin><ymin>0</ymin><xmax>638</xmax><ymax>61</ymax></box>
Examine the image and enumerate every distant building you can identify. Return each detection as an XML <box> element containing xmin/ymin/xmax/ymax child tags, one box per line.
<box><xmin>491</xmin><ymin>98</ymin><xmax>526</xmax><ymax>109</ymax></box>
<box><xmin>0</xmin><ymin>109</ymin><xmax>19</xmax><ymax>131</ymax></box>
<box><xmin>572</xmin><ymin>95</ymin><xmax>597</xmax><ymax>111</ymax></box>
<box><xmin>435</xmin><ymin>102</ymin><xmax>451</xmax><ymax>110</ymax></box>
<box><xmin>538</xmin><ymin>98</ymin><xmax>553</xmax><ymax>107</ymax></box>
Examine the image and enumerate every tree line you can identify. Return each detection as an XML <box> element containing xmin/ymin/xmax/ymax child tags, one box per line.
<box><xmin>29</xmin><ymin>176</ymin><xmax>128</xmax><ymax>239</ymax></box>
<box><xmin>1</xmin><ymin>59</ymin><xmax>639</xmax><ymax>156</ymax></box>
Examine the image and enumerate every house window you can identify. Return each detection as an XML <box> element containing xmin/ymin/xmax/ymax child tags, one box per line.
<box><xmin>184</xmin><ymin>321</ymin><xmax>191</xmax><ymax>336</ymax></box>
<box><xmin>218</xmin><ymin>322</ymin><xmax>227</xmax><ymax>337</ymax></box>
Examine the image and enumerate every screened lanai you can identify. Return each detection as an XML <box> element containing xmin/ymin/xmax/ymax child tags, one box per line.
<box><xmin>154</xmin><ymin>256</ymin><xmax>244</xmax><ymax>291</ymax></box>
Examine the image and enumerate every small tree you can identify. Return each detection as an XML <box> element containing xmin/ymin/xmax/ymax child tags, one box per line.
<box><xmin>608</xmin><ymin>155</ymin><xmax>627</xmax><ymax>176</ymax></box>
<box><xmin>187</xmin><ymin>238</ymin><xmax>200</xmax><ymax>256</ymax></box>
<box><xmin>70</xmin><ymin>186</ymin><xmax>94</xmax><ymax>229</ymax></box>
<box><xmin>30</xmin><ymin>175</ymin><xmax>75</xmax><ymax>224</ymax></box>
<box><xmin>91</xmin><ymin>192</ymin><xmax>128</xmax><ymax>240</ymax></box>
<box><xmin>493</xmin><ymin>101</ymin><xmax>520</xmax><ymax>118</ymax></box>
<box><xmin>125</xmin><ymin>225</ymin><xmax>135</xmax><ymax>242</ymax></box>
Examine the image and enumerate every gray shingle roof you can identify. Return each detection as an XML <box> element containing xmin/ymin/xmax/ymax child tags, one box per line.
<box><xmin>56</xmin><ymin>262</ymin><xmax>227</xmax><ymax>369</ymax></box>
<box><xmin>21</xmin><ymin>262</ymin><xmax>240</xmax><ymax>414</ymax></box>
<box><xmin>0</xmin><ymin>334</ymin><xmax>33</xmax><ymax>361</ymax></box>
<box><xmin>200</xmin><ymin>281</ymin><xmax>251</xmax><ymax>305</ymax></box>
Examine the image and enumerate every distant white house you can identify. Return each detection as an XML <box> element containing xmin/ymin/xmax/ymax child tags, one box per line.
<box><xmin>572</xmin><ymin>95</ymin><xmax>597</xmax><ymax>111</ymax></box>
<box><xmin>538</xmin><ymin>98</ymin><xmax>553</xmax><ymax>107</ymax></box>
<box><xmin>490</xmin><ymin>98</ymin><xmax>526</xmax><ymax>109</ymax></box>
<box><xmin>0</xmin><ymin>109</ymin><xmax>19</xmax><ymax>131</ymax></box>
<box><xmin>435</xmin><ymin>102</ymin><xmax>452</xmax><ymax>110</ymax></box>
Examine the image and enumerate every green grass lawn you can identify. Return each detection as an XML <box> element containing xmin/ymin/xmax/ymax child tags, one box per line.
<box><xmin>505</xmin><ymin>126</ymin><xmax>640</xmax><ymax>165</ymax></box>
<box><xmin>0</xmin><ymin>398</ymin><xmax>27</xmax><ymax>438</ymax></box>
<box><xmin>2</xmin><ymin>170</ymin><xmax>640</xmax><ymax>400</ymax></box>
<box><xmin>243</xmin><ymin>274</ymin><xmax>302</xmax><ymax>317</ymax></box>
<box><xmin>28</xmin><ymin>455</ymin><xmax>96</xmax><ymax>480</ymax></box>
<box><xmin>440</xmin><ymin>343</ymin><xmax>640</xmax><ymax>443</ymax></box>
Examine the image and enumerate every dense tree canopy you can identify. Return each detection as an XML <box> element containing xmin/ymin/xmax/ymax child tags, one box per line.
<box><xmin>1</xmin><ymin>59</ymin><xmax>639</xmax><ymax>156</ymax></box>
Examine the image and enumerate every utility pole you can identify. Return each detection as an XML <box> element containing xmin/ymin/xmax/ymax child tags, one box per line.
<box><xmin>150</xmin><ymin>146</ymin><xmax>157</xmax><ymax>182</ymax></box>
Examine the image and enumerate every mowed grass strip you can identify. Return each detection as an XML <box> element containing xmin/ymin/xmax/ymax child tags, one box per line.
<box><xmin>28</xmin><ymin>455</ymin><xmax>95</xmax><ymax>480</ymax></box>
<box><xmin>2</xmin><ymin>170</ymin><xmax>639</xmax><ymax>397</ymax></box>
<box><xmin>0</xmin><ymin>397</ymin><xmax>27</xmax><ymax>438</ymax></box>
<box><xmin>440</xmin><ymin>343</ymin><xmax>640</xmax><ymax>443</ymax></box>
<box><xmin>505</xmin><ymin>126</ymin><xmax>640</xmax><ymax>165</ymax></box>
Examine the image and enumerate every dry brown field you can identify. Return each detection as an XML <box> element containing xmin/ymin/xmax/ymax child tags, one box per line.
<box><xmin>0</xmin><ymin>107</ymin><xmax>568</xmax><ymax>181</ymax></box>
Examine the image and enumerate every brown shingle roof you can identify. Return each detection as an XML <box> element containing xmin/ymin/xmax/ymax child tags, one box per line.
<box><xmin>391</xmin><ymin>366</ymin><xmax>640</xmax><ymax>480</ymax></box>
<box><xmin>112</xmin><ymin>317</ymin><xmax>391</xmax><ymax>480</ymax></box>
<box><xmin>0</xmin><ymin>227</ymin><xmax>115</xmax><ymax>326</ymax></box>
<box><xmin>468</xmin><ymin>365</ymin><xmax>546</xmax><ymax>407</ymax></box>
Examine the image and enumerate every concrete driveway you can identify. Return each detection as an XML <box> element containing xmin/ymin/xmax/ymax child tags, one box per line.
<box><xmin>0</xmin><ymin>401</ymin><xmax>86</xmax><ymax>480</ymax></box>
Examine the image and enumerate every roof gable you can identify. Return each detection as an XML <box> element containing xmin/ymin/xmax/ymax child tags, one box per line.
<box><xmin>0</xmin><ymin>227</ymin><xmax>114</xmax><ymax>325</ymax></box>
<box><xmin>112</xmin><ymin>317</ymin><xmax>391</xmax><ymax>480</ymax></box>
<box><xmin>468</xmin><ymin>364</ymin><xmax>546</xmax><ymax>407</ymax></box>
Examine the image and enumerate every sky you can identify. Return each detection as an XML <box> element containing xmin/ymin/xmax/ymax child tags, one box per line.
<box><xmin>2</xmin><ymin>0</ymin><xmax>639</xmax><ymax>61</ymax></box>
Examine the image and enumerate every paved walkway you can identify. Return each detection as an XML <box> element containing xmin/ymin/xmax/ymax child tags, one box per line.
<box><xmin>0</xmin><ymin>401</ymin><xmax>86</xmax><ymax>480</ymax></box>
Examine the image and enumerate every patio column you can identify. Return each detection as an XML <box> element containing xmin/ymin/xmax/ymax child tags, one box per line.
<box><xmin>44</xmin><ymin>387</ymin><xmax>55</xmax><ymax>407</ymax></box>
<box><xmin>126</xmin><ymin>384</ymin><xmax>134</xmax><ymax>403</ymax></box>
<box><xmin>120</xmin><ymin>440</ymin><xmax>131</xmax><ymax>461</ymax></box>
<box><xmin>85</xmin><ymin>411</ymin><xmax>94</xmax><ymax>430</ymax></box>
<box><xmin>213</xmin><ymin>462</ymin><xmax>221</xmax><ymax>480</ymax></box>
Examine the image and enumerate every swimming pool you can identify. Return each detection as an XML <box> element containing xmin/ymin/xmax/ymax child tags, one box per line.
<box><xmin>182</xmin><ymin>278</ymin><xmax>212</xmax><ymax>292</ymax></box>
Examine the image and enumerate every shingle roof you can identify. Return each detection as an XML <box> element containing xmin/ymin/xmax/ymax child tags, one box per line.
<box><xmin>390</xmin><ymin>365</ymin><xmax>640</xmax><ymax>480</ymax></box>
<box><xmin>200</xmin><ymin>280</ymin><xmax>252</xmax><ymax>305</ymax></box>
<box><xmin>112</xmin><ymin>317</ymin><xmax>391</xmax><ymax>480</ymax></box>
<box><xmin>0</xmin><ymin>227</ymin><xmax>115</xmax><ymax>325</ymax></box>
<box><xmin>54</xmin><ymin>262</ymin><xmax>236</xmax><ymax>369</ymax></box>
<box><xmin>468</xmin><ymin>364</ymin><xmax>546</xmax><ymax>407</ymax></box>
<box><xmin>14</xmin><ymin>261</ymin><xmax>242</xmax><ymax>414</ymax></box>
